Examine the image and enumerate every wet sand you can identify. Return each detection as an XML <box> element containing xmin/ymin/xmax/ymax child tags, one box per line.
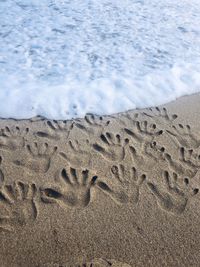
<box><xmin>0</xmin><ymin>93</ymin><xmax>200</xmax><ymax>266</ymax></box>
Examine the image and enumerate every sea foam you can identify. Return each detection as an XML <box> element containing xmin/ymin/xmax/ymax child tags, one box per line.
<box><xmin>0</xmin><ymin>0</ymin><xmax>200</xmax><ymax>119</ymax></box>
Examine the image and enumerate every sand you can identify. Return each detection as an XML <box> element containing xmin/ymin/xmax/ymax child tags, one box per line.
<box><xmin>0</xmin><ymin>93</ymin><xmax>200</xmax><ymax>267</ymax></box>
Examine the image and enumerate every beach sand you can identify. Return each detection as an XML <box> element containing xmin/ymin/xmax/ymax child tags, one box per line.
<box><xmin>0</xmin><ymin>93</ymin><xmax>200</xmax><ymax>267</ymax></box>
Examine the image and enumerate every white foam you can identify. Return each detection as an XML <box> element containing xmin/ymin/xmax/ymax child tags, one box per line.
<box><xmin>0</xmin><ymin>0</ymin><xmax>200</xmax><ymax>119</ymax></box>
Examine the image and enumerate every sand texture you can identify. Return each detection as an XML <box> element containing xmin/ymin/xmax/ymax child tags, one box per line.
<box><xmin>1</xmin><ymin>94</ymin><xmax>200</xmax><ymax>266</ymax></box>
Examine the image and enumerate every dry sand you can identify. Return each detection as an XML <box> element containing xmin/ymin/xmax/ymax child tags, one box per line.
<box><xmin>0</xmin><ymin>93</ymin><xmax>200</xmax><ymax>267</ymax></box>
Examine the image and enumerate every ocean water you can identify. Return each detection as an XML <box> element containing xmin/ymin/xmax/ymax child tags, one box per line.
<box><xmin>0</xmin><ymin>0</ymin><xmax>200</xmax><ymax>119</ymax></box>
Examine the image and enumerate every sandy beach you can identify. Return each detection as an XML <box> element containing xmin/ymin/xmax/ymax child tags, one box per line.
<box><xmin>0</xmin><ymin>93</ymin><xmax>200</xmax><ymax>266</ymax></box>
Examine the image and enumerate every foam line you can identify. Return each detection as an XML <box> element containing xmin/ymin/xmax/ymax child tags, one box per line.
<box><xmin>0</xmin><ymin>0</ymin><xmax>200</xmax><ymax>119</ymax></box>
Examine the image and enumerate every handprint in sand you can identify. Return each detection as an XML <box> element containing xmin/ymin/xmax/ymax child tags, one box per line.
<box><xmin>164</xmin><ymin>151</ymin><xmax>197</xmax><ymax>178</ymax></box>
<box><xmin>92</xmin><ymin>132</ymin><xmax>129</xmax><ymax>162</ymax></box>
<box><xmin>167</xmin><ymin>124</ymin><xmax>200</xmax><ymax>149</ymax></box>
<box><xmin>96</xmin><ymin>164</ymin><xmax>146</xmax><ymax>205</ymax></box>
<box><xmin>0</xmin><ymin>181</ymin><xmax>38</xmax><ymax>232</ymax></box>
<box><xmin>59</xmin><ymin>139</ymin><xmax>92</xmax><ymax>168</ymax></box>
<box><xmin>40</xmin><ymin>167</ymin><xmax>98</xmax><ymax>209</ymax></box>
<box><xmin>13</xmin><ymin>142</ymin><xmax>57</xmax><ymax>173</ymax></box>
<box><xmin>147</xmin><ymin>171</ymin><xmax>199</xmax><ymax>215</ymax></box>
<box><xmin>143</xmin><ymin>107</ymin><xmax>178</xmax><ymax>125</ymax></box>
<box><xmin>74</xmin><ymin>113</ymin><xmax>110</xmax><ymax>135</ymax></box>
<box><xmin>179</xmin><ymin>147</ymin><xmax>200</xmax><ymax>169</ymax></box>
<box><xmin>124</xmin><ymin>120</ymin><xmax>163</xmax><ymax>144</ymax></box>
<box><xmin>36</xmin><ymin>120</ymin><xmax>74</xmax><ymax>141</ymax></box>
<box><xmin>0</xmin><ymin>126</ymin><xmax>29</xmax><ymax>151</ymax></box>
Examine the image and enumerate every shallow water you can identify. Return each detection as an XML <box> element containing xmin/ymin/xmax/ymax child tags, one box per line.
<box><xmin>0</xmin><ymin>0</ymin><xmax>200</xmax><ymax>119</ymax></box>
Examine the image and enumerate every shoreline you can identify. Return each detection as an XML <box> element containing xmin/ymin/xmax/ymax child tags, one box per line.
<box><xmin>0</xmin><ymin>91</ymin><xmax>200</xmax><ymax>122</ymax></box>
